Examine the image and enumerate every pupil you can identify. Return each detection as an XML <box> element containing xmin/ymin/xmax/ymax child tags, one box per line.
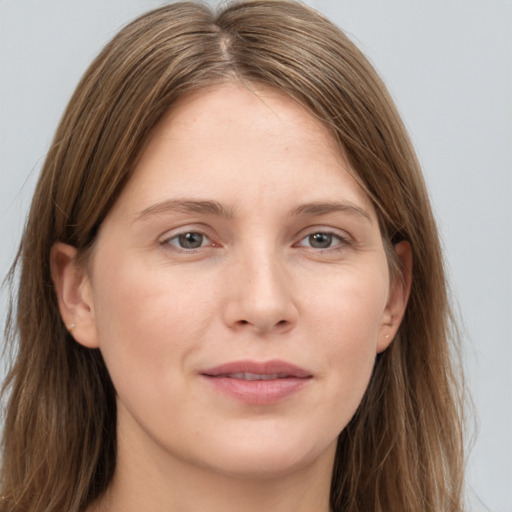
<box><xmin>310</xmin><ymin>233</ymin><xmax>331</xmax><ymax>248</ymax></box>
<box><xmin>179</xmin><ymin>232</ymin><xmax>203</xmax><ymax>249</ymax></box>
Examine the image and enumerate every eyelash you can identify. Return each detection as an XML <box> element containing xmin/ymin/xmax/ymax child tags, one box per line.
<box><xmin>160</xmin><ymin>228</ymin><xmax>351</xmax><ymax>254</ymax></box>
<box><xmin>161</xmin><ymin>231</ymin><xmax>216</xmax><ymax>252</ymax></box>
<box><xmin>295</xmin><ymin>231</ymin><xmax>351</xmax><ymax>252</ymax></box>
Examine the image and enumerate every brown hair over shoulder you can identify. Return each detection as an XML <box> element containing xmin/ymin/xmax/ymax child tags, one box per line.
<box><xmin>1</xmin><ymin>2</ymin><xmax>465</xmax><ymax>511</ymax></box>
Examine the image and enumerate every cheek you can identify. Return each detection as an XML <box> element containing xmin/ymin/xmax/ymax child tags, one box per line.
<box><xmin>89</xmin><ymin>255</ymin><xmax>216</xmax><ymax>389</ymax></box>
<box><xmin>303</xmin><ymin>267</ymin><xmax>388</xmax><ymax>421</ymax></box>
<box><xmin>304</xmin><ymin>264</ymin><xmax>388</xmax><ymax>346</ymax></box>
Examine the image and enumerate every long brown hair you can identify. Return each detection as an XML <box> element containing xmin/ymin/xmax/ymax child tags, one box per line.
<box><xmin>1</xmin><ymin>1</ymin><xmax>465</xmax><ymax>510</ymax></box>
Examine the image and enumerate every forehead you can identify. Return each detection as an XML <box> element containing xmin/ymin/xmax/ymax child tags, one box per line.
<box><xmin>109</xmin><ymin>82</ymin><xmax>374</xmax><ymax>221</ymax></box>
<box><xmin>148</xmin><ymin>83</ymin><xmax>342</xmax><ymax>163</ymax></box>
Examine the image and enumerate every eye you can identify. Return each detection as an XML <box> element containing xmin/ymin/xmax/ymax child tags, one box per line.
<box><xmin>297</xmin><ymin>231</ymin><xmax>348</xmax><ymax>250</ymax></box>
<box><xmin>164</xmin><ymin>231</ymin><xmax>211</xmax><ymax>250</ymax></box>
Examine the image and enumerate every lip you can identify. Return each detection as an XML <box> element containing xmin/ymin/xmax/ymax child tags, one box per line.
<box><xmin>200</xmin><ymin>359</ymin><xmax>313</xmax><ymax>405</ymax></box>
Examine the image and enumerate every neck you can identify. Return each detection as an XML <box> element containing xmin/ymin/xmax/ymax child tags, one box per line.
<box><xmin>89</xmin><ymin>415</ymin><xmax>335</xmax><ymax>512</ymax></box>
<box><xmin>102</xmin><ymin>462</ymin><xmax>333</xmax><ymax>512</ymax></box>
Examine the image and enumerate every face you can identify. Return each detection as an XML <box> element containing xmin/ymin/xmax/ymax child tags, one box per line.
<box><xmin>57</xmin><ymin>83</ymin><xmax>409</xmax><ymax>480</ymax></box>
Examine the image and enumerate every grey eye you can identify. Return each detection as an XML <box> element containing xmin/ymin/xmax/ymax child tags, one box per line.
<box><xmin>165</xmin><ymin>232</ymin><xmax>208</xmax><ymax>250</ymax></box>
<box><xmin>308</xmin><ymin>233</ymin><xmax>334</xmax><ymax>249</ymax></box>
<box><xmin>178</xmin><ymin>232</ymin><xmax>204</xmax><ymax>249</ymax></box>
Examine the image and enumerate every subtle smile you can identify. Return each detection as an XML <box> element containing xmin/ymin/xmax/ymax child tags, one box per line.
<box><xmin>214</xmin><ymin>372</ymin><xmax>294</xmax><ymax>380</ymax></box>
<box><xmin>200</xmin><ymin>360</ymin><xmax>313</xmax><ymax>405</ymax></box>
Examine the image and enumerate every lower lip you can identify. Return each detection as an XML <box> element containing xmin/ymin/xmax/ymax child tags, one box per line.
<box><xmin>201</xmin><ymin>376</ymin><xmax>310</xmax><ymax>404</ymax></box>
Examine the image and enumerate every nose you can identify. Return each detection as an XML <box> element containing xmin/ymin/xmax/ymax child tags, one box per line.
<box><xmin>222</xmin><ymin>249</ymin><xmax>298</xmax><ymax>335</ymax></box>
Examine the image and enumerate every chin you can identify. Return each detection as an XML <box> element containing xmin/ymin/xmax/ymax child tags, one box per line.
<box><xmin>190</xmin><ymin>430</ymin><xmax>338</xmax><ymax>481</ymax></box>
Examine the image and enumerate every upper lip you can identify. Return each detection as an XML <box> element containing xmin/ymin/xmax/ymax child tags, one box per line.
<box><xmin>201</xmin><ymin>359</ymin><xmax>312</xmax><ymax>379</ymax></box>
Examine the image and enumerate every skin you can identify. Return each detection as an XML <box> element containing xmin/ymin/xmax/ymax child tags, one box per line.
<box><xmin>52</xmin><ymin>83</ymin><xmax>411</xmax><ymax>512</ymax></box>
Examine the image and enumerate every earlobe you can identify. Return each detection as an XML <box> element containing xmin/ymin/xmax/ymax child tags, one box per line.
<box><xmin>50</xmin><ymin>242</ymin><xmax>99</xmax><ymax>348</ymax></box>
<box><xmin>377</xmin><ymin>240</ymin><xmax>413</xmax><ymax>353</ymax></box>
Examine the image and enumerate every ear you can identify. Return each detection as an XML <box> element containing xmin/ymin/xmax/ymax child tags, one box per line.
<box><xmin>50</xmin><ymin>242</ymin><xmax>99</xmax><ymax>348</ymax></box>
<box><xmin>377</xmin><ymin>240</ymin><xmax>413</xmax><ymax>353</ymax></box>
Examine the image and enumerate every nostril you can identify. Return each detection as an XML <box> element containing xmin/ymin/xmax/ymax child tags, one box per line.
<box><xmin>236</xmin><ymin>319</ymin><xmax>288</xmax><ymax>328</ymax></box>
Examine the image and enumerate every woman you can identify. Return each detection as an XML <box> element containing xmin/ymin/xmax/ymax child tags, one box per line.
<box><xmin>1</xmin><ymin>1</ymin><xmax>465</xmax><ymax>511</ymax></box>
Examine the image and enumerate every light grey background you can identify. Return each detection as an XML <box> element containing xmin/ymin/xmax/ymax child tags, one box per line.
<box><xmin>1</xmin><ymin>1</ymin><xmax>511</xmax><ymax>510</ymax></box>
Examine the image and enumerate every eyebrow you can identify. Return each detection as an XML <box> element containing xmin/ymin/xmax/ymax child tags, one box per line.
<box><xmin>292</xmin><ymin>201</ymin><xmax>372</xmax><ymax>223</ymax></box>
<box><xmin>135</xmin><ymin>198</ymin><xmax>371</xmax><ymax>224</ymax></box>
<box><xmin>136</xmin><ymin>199</ymin><xmax>234</xmax><ymax>222</ymax></box>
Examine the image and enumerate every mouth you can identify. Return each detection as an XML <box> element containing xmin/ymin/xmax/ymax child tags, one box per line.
<box><xmin>201</xmin><ymin>359</ymin><xmax>312</xmax><ymax>379</ymax></box>
<box><xmin>211</xmin><ymin>372</ymin><xmax>297</xmax><ymax>381</ymax></box>
<box><xmin>200</xmin><ymin>360</ymin><xmax>312</xmax><ymax>404</ymax></box>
